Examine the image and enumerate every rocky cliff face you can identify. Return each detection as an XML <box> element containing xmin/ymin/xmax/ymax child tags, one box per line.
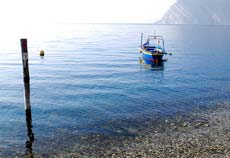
<box><xmin>156</xmin><ymin>0</ymin><xmax>230</xmax><ymax>25</ymax></box>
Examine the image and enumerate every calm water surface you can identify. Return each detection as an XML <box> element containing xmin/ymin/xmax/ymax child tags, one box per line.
<box><xmin>0</xmin><ymin>24</ymin><xmax>230</xmax><ymax>155</ymax></box>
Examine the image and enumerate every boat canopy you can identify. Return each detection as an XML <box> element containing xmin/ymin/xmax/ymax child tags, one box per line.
<box><xmin>148</xmin><ymin>35</ymin><xmax>164</xmax><ymax>39</ymax></box>
<box><xmin>143</xmin><ymin>35</ymin><xmax>165</xmax><ymax>50</ymax></box>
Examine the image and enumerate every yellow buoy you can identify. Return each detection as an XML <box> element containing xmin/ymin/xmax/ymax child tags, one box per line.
<box><xmin>40</xmin><ymin>50</ymin><xmax>45</xmax><ymax>56</ymax></box>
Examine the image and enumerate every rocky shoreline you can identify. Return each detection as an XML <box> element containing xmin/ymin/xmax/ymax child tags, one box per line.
<box><xmin>10</xmin><ymin>101</ymin><xmax>230</xmax><ymax>158</ymax></box>
<box><xmin>58</xmin><ymin>101</ymin><xmax>230</xmax><ymax>158</ymax></box>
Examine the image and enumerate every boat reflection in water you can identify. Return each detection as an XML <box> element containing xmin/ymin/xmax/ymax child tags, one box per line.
<box><xmin>139</xmin><ymin>57</ymin><xmax>165</xmax><ymax>71</ymax></box>
<box><xmin>25</xmin><ymin>108</ymin><xmax>34</xmax><ymax>158</ymax></box>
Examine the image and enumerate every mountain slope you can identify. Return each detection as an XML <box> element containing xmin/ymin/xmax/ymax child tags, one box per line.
<box><xmin>156</xmin><ymin>0</ymin><xmax>230</xmax><ymax>25</ymax></box>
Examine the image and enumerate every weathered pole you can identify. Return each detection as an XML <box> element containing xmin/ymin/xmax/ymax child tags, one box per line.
<box><xmin>20</xmin><ymin>39</ymin><xmax>31</xmax><ymax>110</ymax></box>
<box><xmin>20</xmin><ymin>39</ymin><xmax>34</xmax><ymax>157</ymax></box>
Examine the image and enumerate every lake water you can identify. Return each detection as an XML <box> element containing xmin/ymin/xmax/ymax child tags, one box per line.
<box><xmin>0</xmin><ymin>24</ymin><xmax>230</xmax><ymax>156</ymax></box>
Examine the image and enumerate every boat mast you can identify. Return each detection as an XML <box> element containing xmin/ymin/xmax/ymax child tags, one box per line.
<box><xmin>140</xmin><ymin>32</ymin><xmax>143</xmax><ymax>47</ymax></box>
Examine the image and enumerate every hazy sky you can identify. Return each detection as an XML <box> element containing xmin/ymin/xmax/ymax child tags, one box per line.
<box><xmin>0</xmin><ymin>0</ymin><xmax>176</xmax><ymax>47</ymax></box>
<box><xmin>0</xmin><ymin>0</ymin><xmax>176</xmax><ymax>24</ymax></box>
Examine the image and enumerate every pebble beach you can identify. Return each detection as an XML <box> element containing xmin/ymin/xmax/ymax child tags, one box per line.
<box><xmin>14</xmin><ymin>101</ymin><xmax>229</xmax><ymax>158</ymax></box>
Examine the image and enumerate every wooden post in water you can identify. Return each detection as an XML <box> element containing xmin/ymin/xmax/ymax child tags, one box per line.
<box><xmin>20</xmin><ymin>39</ymin><xmax>34</xmax><ymax>156</ymax></box>
<box><xmin>20</xmin><ymin>39</ymin><xmax>31</xmax><ymax>110</ymax></box>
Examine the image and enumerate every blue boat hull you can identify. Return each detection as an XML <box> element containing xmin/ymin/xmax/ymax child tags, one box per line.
<box><xmin>141</xmin><ymin>50</ymin><xmax>163</xmax><ymax>65</ymax></box>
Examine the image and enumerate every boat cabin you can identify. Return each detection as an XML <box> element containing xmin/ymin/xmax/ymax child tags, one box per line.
<box><xmin>143</xmin><ymin>35</ymin><xmax>165</xmax><ymax>52</ymax></box>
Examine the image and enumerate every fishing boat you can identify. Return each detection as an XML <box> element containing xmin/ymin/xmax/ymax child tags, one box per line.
<box><xmin>139</xmin><ymin>33</ymin><xmax>168</xmax><ymax>65</ymax></box>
